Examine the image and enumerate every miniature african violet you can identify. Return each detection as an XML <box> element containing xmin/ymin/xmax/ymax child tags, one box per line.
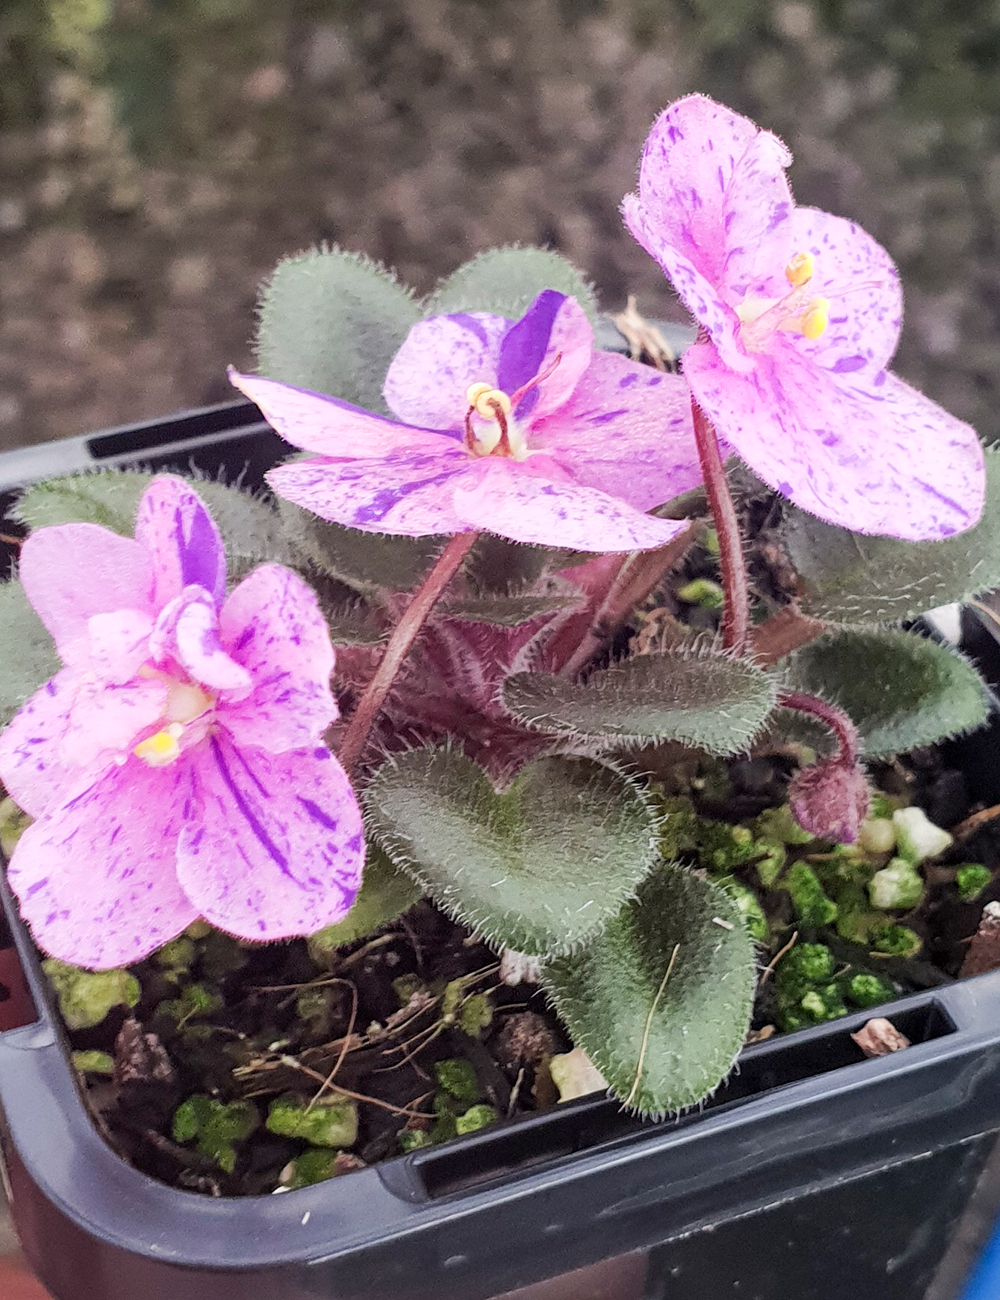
<box><xmin>1</xmin><ymin>94</ymin><xmax>999</xmax><ymax>1132</ymax></box>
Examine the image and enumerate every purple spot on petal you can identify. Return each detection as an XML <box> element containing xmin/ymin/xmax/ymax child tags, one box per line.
<box><xmin>209</xmin><ymin>736</ymin><xmax>292</xmax><ymax>878</ymax></box>
<box><xmin>831</xmin><ymin>355</ymin><xmax>867</xmax><ymax>375</ymax></box>
<box><xmin>297</xmin><ymin>797</ymin><xmax>339</xmax><ymax>831</ymax></box>
<box><xmin>498</xmin><ymin>290</ymin><xmax>565</xmax><ymax>397</ymax></box>
<box><xmin>618</xmin><ymin>373</ymin><xmax>640</xmax><ymax>389</ymax></box>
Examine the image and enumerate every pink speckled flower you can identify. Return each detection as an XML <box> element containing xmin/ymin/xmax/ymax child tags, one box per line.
<box><xmin>231</xmin><ymin>289</ymin><xmax>704</xmax><ymax>553</ymax></box>
<box><xmin>623</xmin><ymin>94</ymin><xmax>985</xmax><ymax>540</ymax></box>
<box><xmin>0</xmin><ymin>476</ymin><xmax>364</xmax><ymax>969</ymax></box>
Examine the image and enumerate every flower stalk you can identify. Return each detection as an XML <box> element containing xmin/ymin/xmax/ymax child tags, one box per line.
<box><xmin>339</xmin><ymin>531</ymin><xmax>479</xmax><ymax>775</ymax></box>
<box><xmin>691</xmin><ymin>397</ymin><xmax>750</xmax><ymax>655</ymax></box>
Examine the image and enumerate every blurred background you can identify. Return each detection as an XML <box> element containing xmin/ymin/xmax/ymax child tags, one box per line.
<box><xmin>2</xmin><ymin>0</ymin><xmax>1000</xmax><ymax>452</ymax></box>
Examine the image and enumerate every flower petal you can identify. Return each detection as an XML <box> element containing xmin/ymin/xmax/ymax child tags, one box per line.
<box><xmin>267</xmin><ymin>452</ymin><xmax>471</xmax><ymax>536</ymax></box>
<box><xmin>5</xmin><ymin>757</ymin><xmax>198</xmax><ymax>968</ymax></box>
<box><xmin>529</xmin><ymin>352</ymin><xmax>702</xmax><ymax>510</ymax></box>
<box><xmin>219</xmin><ymin>564</ymin><xmax>338</xmax><ymax>752</ymax></box>
<box><xmin>178</xmin><ymin>736</ymin><xmax>364</xmax><ymax>941</ymax></box>
<box><xmin>632</xmin><ymin>95</ymin><xmax>792</xmax><ymax>295</ymax></box>
<box><xmin>87</xmin><ymin>608</ymin><xmax>156</xmax><ymax>685</ymax></box>
<box><xmin>0</xmin><ymin>670</ymin><xmax>81</xmax><ymax>818</ymax></box>
<box><xmin>624</xmin><ymin>96</ymin><xmax>795</xmax><ymax>372</ymax></box>
<box><xmin>382</xmin><ymin>312</ymin><xmax>509</xmax><ymax>429</ymax></box>
<box><xmin>231</xmin><ymin>369</ymin><xmax>453</xmax><ymax>459</ymax></box>
<box><xmin>787</xmin><ymin>206</ymin><xmax>902</xmax><ymax>383</ymax></box>
<box><xmin>134</xmin><ymin>475</ymin><xmax>226</xmax><ymax>609</ymax></box>
<box><xmin>18</xmin><ymin>525</ymin><xmax>154</xmax><ymax>669</ymax></box>
<box><xmin>451</xmin><ymin>458</ymin><xmax>691</xmax><ymax>551</ymax></box>
<box><xmin>498</xmin><ymin>292</ymin><xmax>592</xmax><ymax>423</ymax></box>
<box><xmin>684</xmin><ymin>338</ymin><xmax>986</xmax><ymax>539</ymax></box>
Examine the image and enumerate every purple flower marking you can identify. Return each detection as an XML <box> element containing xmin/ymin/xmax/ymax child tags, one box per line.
<box><xmin>0</xmin><ymin>475</ymin><xmax>364</xmax><ymax>969</ymax></box>
<box><xmin>230</xmin><ymin>289</ymin><xmax>705</xmax><ymax>553</ymax></box>
<box><xmin>623</xmin><ymin>94</ymin><xmax>986</xmax><ymax>540</ymax></box>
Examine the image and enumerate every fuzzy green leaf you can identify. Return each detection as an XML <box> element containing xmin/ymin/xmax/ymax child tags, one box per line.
<box><xmin>14</xmin><ymin>471</ymin><xmax>292</xmax><ymax>579</ymax></box>
<box><xmin>365</xmin><ymin>747</ymin><xmax>658</xmax><ymax>956</ymax></box>
<box><xmin>0</xmin><ymin>582</ymin><xmax>60</xmax><ymax>726</ymax></box>
<box><xmin>441</xmin><ymin>591</ymin><xmax>580</xmax><ymax>627</ymax></box>
<box><xmin>277</xmin><ymin>499</ymin><xmax>442</xmax><ymax>596</ymax></box>
<box><xmin>307</xmin><ymin>845</ymin><xmax>421</xmax><ymax>961</ymax></box>
<box><xmin>502</xmin><ymin>649</ymin><xmax>776</xmax><ymax>754</ymax></box>
<box><xmin>543</xmin><ymin>864</ymin><xmax>756</xmax><ymax>1116</ymax></box>
<box><xmin>255</xmin><ymin>246</ymin><xmax>420</xmax><ymax>415</ymax></box>
<box><xmin>781</xmin><ymin>447</ymin><xmax>1000</xmax><ymax>624</ymax></box>
<box><xmin>425</xmin><ymin>247</ymin><xmax>599</xmax><ymax>327</ymax></box>
<box><xmin>781</xmin><ymin>628</ymin><xmax>989</xmax><ymax>757</ymax></box>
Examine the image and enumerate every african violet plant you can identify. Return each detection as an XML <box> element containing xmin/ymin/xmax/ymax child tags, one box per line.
<box><xmin>1</xmin><ymin>94</ymin><xmax>999</xmax><ymax>1121</ymax></box>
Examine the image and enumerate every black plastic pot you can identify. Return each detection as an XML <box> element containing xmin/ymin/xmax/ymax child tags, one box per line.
<box><xmin>1</xmin><ymin>404</ymin><xmax>1000</xmax><ymax>1300</ymax></box>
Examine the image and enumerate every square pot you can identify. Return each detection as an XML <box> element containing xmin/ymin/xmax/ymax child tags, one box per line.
<box><xmin>1</xmin><ymin>404</ymin><xmax>999</xmax><ymax>1300</ymax></box>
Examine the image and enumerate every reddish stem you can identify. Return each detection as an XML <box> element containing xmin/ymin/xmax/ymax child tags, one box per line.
<box><xmin>555</xmin><ymin>524</ymin><xmax>696</xmax><ymax>678</ymax></box>
<box><xmin>338</xmin><ymin>531</ymin><xmax>478</xmax><ymax>775</ymax></box>
<box><xmin>691</xmin><ymin>397</ymin><xmax>750</xmax><ymax>655</ymax></box>
<box><xmin>777</xmin><ymin>688</ymin><xmax>860</xmax><ymax>766</ymax></box>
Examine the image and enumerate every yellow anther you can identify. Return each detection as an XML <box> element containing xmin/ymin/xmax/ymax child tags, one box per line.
<box><xmin>785</xmin><ymin>251</ymin><xmax>815</xmax><ymax>288</ymax></box>
<box><xmin>134</xmin><ymin>725</ymin><xmax>183</xmax><ymax>768</ymax></box>
<box><xmin>465</xmin><ymin>383</ymin><xmax>512</xmax><ymax>420</ymax></box>
<box><xmin>799</xmin><ymin>297</ymin><xmax>829</xmax><ymax>341</ymax></box>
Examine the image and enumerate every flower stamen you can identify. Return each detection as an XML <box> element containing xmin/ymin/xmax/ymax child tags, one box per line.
<box><xmin>785</xmin><ymin>252</ymin><xmax>815</xmax><ymax>288</ymax></box>
<box><xmin>134</xmin><ymin>723</ymin><xmax>184</xmax><ymax>767</ymax></box>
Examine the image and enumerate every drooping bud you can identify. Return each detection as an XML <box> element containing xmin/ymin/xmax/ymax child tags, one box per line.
<box><xmin>787</xmin><ymin>755</ymin><xmax>870</xmax><ymax>845</ymax></box>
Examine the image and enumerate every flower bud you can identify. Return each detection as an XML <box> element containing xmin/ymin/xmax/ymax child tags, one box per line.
<box><xmin>788</xmin><ymin>756</ymin><xmax>870</xmax><ymax>845</ymax></box>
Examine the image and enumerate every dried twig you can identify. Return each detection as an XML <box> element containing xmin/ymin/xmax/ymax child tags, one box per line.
<box><xmin>759</xmin><ymin>931</ymin><xmax>799</xmax><ymax>985</ymax></box>
<box><xmin>624</xmin><ymin>944</ymin><xmax>680</xmax><ymax>1107</ymax></box>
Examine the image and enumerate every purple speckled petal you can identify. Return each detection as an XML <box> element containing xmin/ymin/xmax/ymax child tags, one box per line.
<box><xmin>65</xmin><ymin>675</ymin><xmax>169</xmax><ymax>770</ymax></box>
<box><xmin>177</xmin><ymin>736</ymin><xmax>364</xmax><ymax>941</ymax></box>
<box><xmin>18</xmin><ymin>524</ymin><xmax>154</xmax><ymax>669</ymax></box>
<box><xmin>149</xmin><ymin>587</ymin><xmax>252</xmax><ymax>696</ymax></box>
<box><xmin>267</xmin><ymin>452</ymin><xmax>470</xmax><ymax>537</ymax></box>
<box><xmin>451</xmin><ymin>458</ymin><xmax>691</xmax><ymax>551</ymax></box>
<box><xmin>498</xmin><ymin>292</ymin><xmax>592</xmax><ymax>423</ymax></box>
<box><xmin>6</xmin><ymin>756</ymin><xmax>198</xmax><ymax>968</ymax></box>
<box><xmin>632</xmin><ymin>95</ymin><xmax>792</xmax><ymax>293</ymax></box>
<box><xmin>231</xmin><ymin>370</ymin><xmax>453</xmax><ymax>458</ymax></box>
<box><xmin>0</xmin><ymin>670</ymin><xmax>84</xmax><ymax>818</ymax></box>
<box><xmin>382</xmin><ymin>312</ymin><xmax>509</xmax><ymax>429</ymax></box>
<box><xmin>623</xmin><ymin>193</ymin><xmax>746</xmax><ymax>373</ymax></box>
<box><xmin>135</xmin><ymin>476</ymin><xmax>226</xmax><ymax>610</ymax></box>
<box><xmin>87</xmin><ymin>608</ymin><xmax>155</xmax><ymax>685</ymax></box>
<box><xmin>218</xmin><ymin>564</ymin><xmax>337</xmax><ymax>753</ymax></box>
<box><xmin>785</xmin><ymin>206</ymin><xmax>902</xmax><ymax>383</ymax></box>
<box><xmin>528</xmin><ymin>351</ymin><xmax>702</xmax><ymax>511</ymax></box>
<box><xmin>684</xmin><ymin>338</ymin><xmax>986</xmax><ymax>539</ymax></box>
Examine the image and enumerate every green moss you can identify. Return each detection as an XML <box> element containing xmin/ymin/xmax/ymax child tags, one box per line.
<box><xmin>265</xmin><ymin>1095</ymin><xmax>358</xmax><ymax>1148</ymax></box>
<box><xmin>697</xmin><ymin>819</ymin><xmax>757</xmax><ymax>873</ymax></box>
<box><xmin>754</xmin><ymin>839</ymin><xmax>787</xmax><ymax>888</ymax></box>
<box><xmin>42</xmin><ymin>959</ymin><xmax>140</xmax><ymax>1030</ymax></box>
<box><xmin>842</xmin><ymin>972</ymin><xmax>896</xmax><ymax>1009</ymax></box>
<box><xmin>753</xmin><ymin>805</ymin><xmax>814</xmax><ymax>846</ymax></box>
<box><xmin>398</xmin><ymin>1128</ymin><xmax>432</xmax><ymax>1152</ymax></box>
<box><xmin>434</xmin><ymin>1058</ymin><xmax>482</xmax><ymax>1104</ymax></box>
<box><xmin>956</xmin><ymin>864</ymin><xmax>992</xmax><ymax>902</ymax></box>
<box><xmin>172</xmin><ymin>1095</ymin><xmax>259</xmax><ymax>1173</ymax></box>
<box><xmin>71</xmin><ymin>1050</ymin><xmax>115</xmax><ymax>1075</ymax></box>
<box><xmin>719</xmin><ymin>879</ymin><xmax>768</xmax><ymax>942</ymax></box>
<box><xmin>455</xmin><ymin>1104</ymin><xmax>499</xmax><ymax>1135</ymax></box>
<box><xmin>677</xmin><ymin>578</ymin><xmax>725</xmax><ymax>609</ymax></box>
<box><xmin>785</xmin><ymin>861</ymin><xmax>838</xmax><ymax>926</ymax></box>
<box><xmin>871</xmin><ymin>923</ymin><xmax>923</xmax><ymax>958</ymax></box>
<box><xmin>279</xmin><ymin>1149</ymin><xmax>340</xmax><ymax>1189</ymax></box>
